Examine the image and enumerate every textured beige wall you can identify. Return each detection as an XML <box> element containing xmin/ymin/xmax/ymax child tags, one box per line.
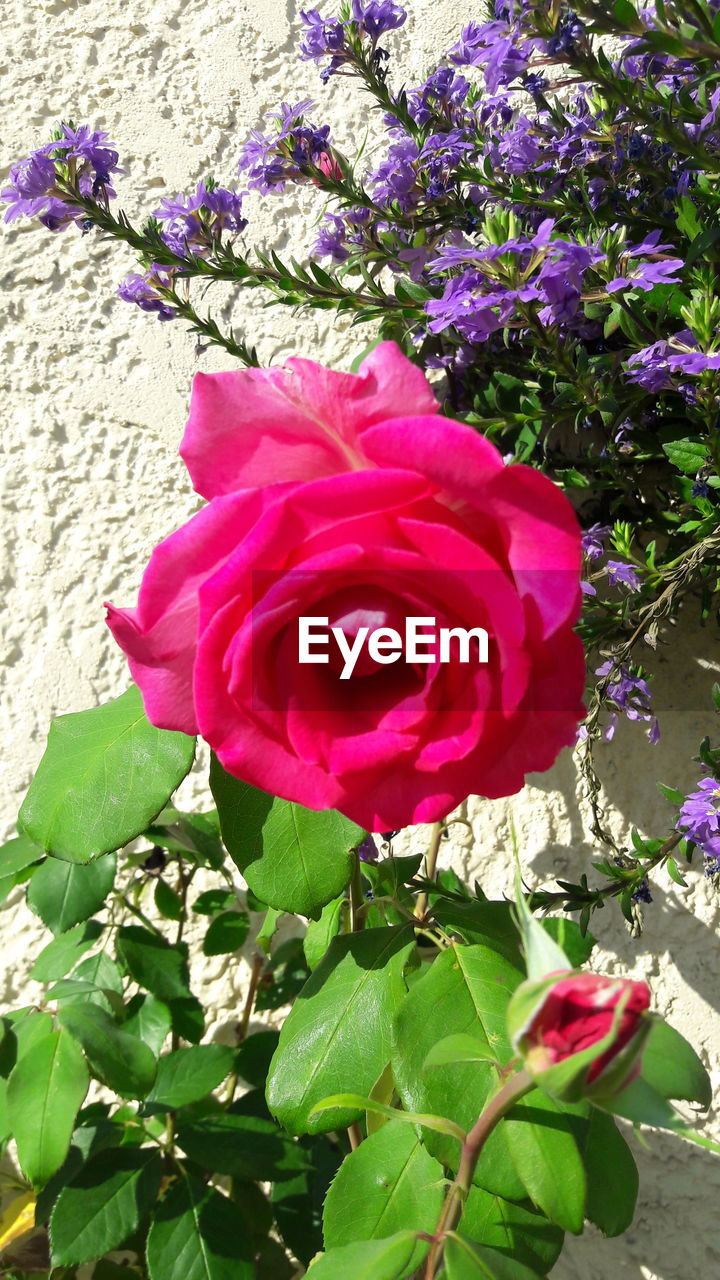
<box><xmin>2</xmin><ymin>2</ymin><xmax>720</xmax><ymax>1277</ymax></box>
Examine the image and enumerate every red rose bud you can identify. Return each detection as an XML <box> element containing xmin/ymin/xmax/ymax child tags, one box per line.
<box><xmin>509</xmin><ymin>972</ymin><xmax>652</xmax><ymax>1102</ymax></box>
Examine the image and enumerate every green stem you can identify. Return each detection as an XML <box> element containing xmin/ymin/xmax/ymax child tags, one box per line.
<box><xmin>414</xmin><ymin>822</ymin><xmax>444</xmax><ymax>922</ymax></box>
<box><xmin>422</xmin><ymin>1070</ymin><xmax>535</xmax><ymax>1280</ymax></box>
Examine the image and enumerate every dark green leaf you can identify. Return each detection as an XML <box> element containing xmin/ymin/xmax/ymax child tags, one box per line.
<box><xmin>582</xmin><ymin>1109</ymin><xmax>638</xmax><ymax>1237</ymax></box>
<box><xmin>272</xmin><ymin>1134</ymin><xmax>341</xmax><ymax>1266</ymax></box>
<box><xmin>146</xmin><ymin>1174</ymin><xmax>254</xmax><ymax>1280</ymax></box>
<box><xmin>175</xmin><ymin>1113</ymin><xmax>309</xmax><ymax>1182</ymax></box>
<box><xmin>203</xmin><ymin>911</ymin><xmax>249</xmax><ymax>956</ymax></box>
<box><xmin>192</xmin><ymin>889</ymin><xmax>236</xmax><ymax>916</ymax></box>
<box><xmin>116</xmin><ymin>926</ymin><xmax>192</xmax><ymax>1002</ymax></box>
<box><xmin>234</xmin><ymin>1031</ymin><xmax>280</xmax><ymax>1089</ymax></box>
<box><xmin>661</xmin><ymin>439</ymin><xmax>708</xmax><ymax>475</ymax></box>
<box><xmin>640</xmin><ymin>1018</ymin><xmax>712</xmax><ymax>1106</ymax></box>
<box><xmin>7</xmin><ymin>1029</ymin><xmax>89</xmax><ymax>1186</ymax></box>
<box><xmin>30</xmin><ymin>921</ymin><xmax>103</xmax><ymax>983</ymax></box>
<box><xmin>266</xmin><ymin>926</ymin><xmax>415</xmax><ymax>1135</ymax></box>
<box><xmin>304</xmin><ymin>896</ymin><xmax>347</xmax><ymax>970</ymax></box>
<box><xmin>210</xmin><ymin>761</ymin><xmax>360</xmax><ymax>918</ymax></box>
<box><xmin>73</xmin><ymin>951</ymin><xmax>124</xmax><ymax>995</ymax></box>
<box><xmin>27</xmin><ymin>854</ymin><xmax>116</xmax><ymax>935</ymax></box>
<box><xmin>19</xmin><ymin>686</ymin><xmax>195</xmax><ymax>862</ymax></box>
<box><xmin>154</xmin><ymin>879</ymin><xmax>183</xmax><ymax>921</ymax></box>
<box><xmin>323</xmin><ymin>1118</ymin><xmax>444</xmax><ymax>1247</ymax></box>
<box><xmin>146</xmin><ymin>1045</ymin><xmax>234</xmax><ymax>1108</ymax></box>
<box><xmin>49</xmin><ymin>1147</ymin><xmax>163</xmax><ymax>1264</ymax></box>
<box><xmin>57</xmin><ymin>1003</ymin><xmax>156</xmax><ymax>1099</ymax></box>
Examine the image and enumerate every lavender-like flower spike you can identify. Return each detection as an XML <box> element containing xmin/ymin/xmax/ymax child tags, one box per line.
<box><xmin>117</xmin><ymin>267</ymin><xmax>177</xmax><ymax>321</ymax></box>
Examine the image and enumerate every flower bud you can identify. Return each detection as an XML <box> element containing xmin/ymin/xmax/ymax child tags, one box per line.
<box><xmin>508</xmin><ymin>971</ymin><xmax>651</xmax><ymax>1102</ymax></box>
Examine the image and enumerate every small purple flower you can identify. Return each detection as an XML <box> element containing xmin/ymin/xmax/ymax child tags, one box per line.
<box><xmin>596</xmin><ymin>660</ymin><xmax>658</xmax><ymax>742</ymax></box>
<box><xmin>606</xmin><ymin>256</ymin><xmax>683</xmax><ymax>294</ymax></box>
<box><xmin>607</xmin><ymin>560</ymin><xmax>642</xmax><ymax>592</ymax></box>
<box><xmin>313</xmin><ymin>211</ymin><xmax>349</xmax><ymax>261</ymax></box>
<box><xmin>677</xmin><ymin>776</ymin><xmax>720</xmax><ymax>863</ymax></box>
<box><xmin>117</xmin><ymin>267</ymin><xmax>177</xmax><ymax>321</ymax></box>
<box><xmin>1</xmin><ymin>123</ymin><xmax>121</xmax><ymax>232</ymax></box>
<box><xmin>692</xmin><ymin>478</ymin><xmax>711</xmax><ymax>498</ymax></box>
<box><xmin>299</xmin><ymin>8</ymin><xmax>347</xmax><ymax>63</ymax></box>
<box><xmin>351</xmin><ymin>0</ymin><xmax>406</xmax><ymax>40</ymax></box>
<box><xmin>581</xmin><ymin>522</ymin><xmax>611</xmax><ymax>561</ymax></box>
<box><xmin>238</xmin><ymin>101</ymin><xmax>334</xmax><ymax>193</ymax></box>
<box><xmin>153</xmin><ymin>181</ymin><xmax>246</xmax><ymax>257</ymax></box>
<box><xmin>358</xmin><ymin>834</ymin><xmax>380</xmax><ymax>863</ymax></box>
<box><xmin>580</xmin><ymin>580</ymin><xmax>597</xmax><ymax>596</ymax></box>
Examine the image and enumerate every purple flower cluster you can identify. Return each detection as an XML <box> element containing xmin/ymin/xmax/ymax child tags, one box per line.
<box><xmin>595</xmin><ymin>660</ymin><xmax>660</xmax><ymax>744</ymax></box>
<box><xmin>117</xmin><ymin>266</ymin><xmax>177</xmax><ymax>321</ymax></box>
<box><xmin>238</xmin><ymin>100</ymin><xmax>337</xmax><ymax>193</ymax></box>
<box><xmin>582</xmin><ymin>523</ymin><xmax>612</xmax><ymax>561</ymax></box>
<box><xmin>625</xmin><ymin>330</ymin><xmax>720</xmax><ymax>393</ymax></box>
<box><xmin>677</xmin><ymin>777</ymin><xmax>720</xmax><ymax>872</ymax></box>
<box><xmin>2</xmin><ymin>123</ymin><xmax>120</xmax><ymax>232</ymax></box>
<box><xmin>153</xmin><ymin>181</ymin><xmax>247</xmax><ymax>257</ymax></box>
<box><xmin>299</xmin><ymin>1</ymin><xmax>406</xmax><ymax>81</ymax></box>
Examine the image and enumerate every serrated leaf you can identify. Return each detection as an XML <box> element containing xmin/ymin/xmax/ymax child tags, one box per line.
<box><xmin>392</xmin><ymin>943</ymin><xmax>525</xmax><ymax>1202</ymax></box>
<box><xmin>445</xmin><ymin>1234</ymin><xmax>545</xmax><ymax>1279</ymax></box>
<box><xmin>123</xmin><ymin>994</ymin><xmax>172</xmax><ymax>1056</ymax></box>
<box><xmin>175</xmin><ymin>1113</ymin><xmax>309</xmax><ymax>1182</ymax></box>
<box><xmin>19</xmin><ymin>686</ymin><xmax>195</xmax><ymax>862</ymax></box>
<box><xmin>266</xmin><ymin>926</ymin><xmax>415</xmax><ymax>1135</ymax></box>
<box><xmin>49</xmin><ymin>1147</ymin><xmax>163</xmax><ymax>1264</ymax></box>
<box><xmin>57</xmin><ymin>1003</ymin><xmax>156</xmax><ymax>1099</ymax></box>
<box><xmin>460</xmin><ymin>1187</ymin><xmax>562</xmax><ymax>1274</ymax></box>
<box><xmin>210</xmin><ymin>761</ymin><xmax>359</xmax><ymax>919</ymax></box>
<box><xmin>146</xmin><ymin>1045</ymin><xmax>234</xmax><ymax>1108</ymax></box>
<box><xmin>7</xmin><ymin>1029</ymin><xmax>89</xmax><ymax>1186</ymax></box>
<box><xmin>640</xmin><ymin>1017</ymin><xmax>711</xmax><ymax>1106</ymax></box>
<box><xmin>323</xmin><ymin>1118</ymin><xmax>444</xmax><ymax>1247</ymax></box>
<box><xmin>30</xmin><ymin>920</ymin><xmax>104</xmax><ymax>983</ymax></box>
<box><xmin>503</xmin><ymin>1091</ymin><xmax>587</xmax><ymax>1234</ymax></box>
<box><xmin>146</xmin><ymin>1174</ymin><xmax>254</xmax><ymax>1280</ymax></box>
<box><xmin>116</xmin><ymin>925</ymin><xmax>191</xmax><ymax>1002</ymax></box>
<box><xmin>27</xmin><ymin>854</ymin><xmax>116</xmax><ymax>935</ymax></box>
<box><xmin>662</xmin><ymin>439</ymin><xmax>708</xmax><ymax>475</ymax></box>
<box><xmin>305</xmin><ymin>1231</ymin><xmax>427</xmax><ymax>1279</ymax></box>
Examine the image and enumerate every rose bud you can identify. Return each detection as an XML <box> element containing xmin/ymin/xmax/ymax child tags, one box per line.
<box><xmin>508</xmin><ymin>971</ymin><xmax>652</xmax><ymax>1102</ymax></box>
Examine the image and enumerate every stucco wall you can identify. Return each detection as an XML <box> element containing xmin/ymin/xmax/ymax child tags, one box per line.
<box><xmin>2</xmin><ymin>2</ymin><xmax>720</xmax><ymax>1277</ymax></box>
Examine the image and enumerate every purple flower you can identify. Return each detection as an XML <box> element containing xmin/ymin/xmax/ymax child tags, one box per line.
<box><xmin>607</xmin><ymin>560</ymin><xmax>642</xmax><ymax>592</ymax></box>
<box><xmin>153</xmin><ymin>181</ymin><xmax>246</xmax><ymax>257</ymax></box>
<box><xmin>299</xmin><ymin>8</ymin><xmax>347</xmax><ymax>61</ymax></box>
<box><xmin>448</xmin><ymin>20</ymin><xmax>528</xmax><ymax>91</ymax></box>
<box><xmin>625</xmin><ymin>331</ymin><xmax>720</xmax><ymax>391</ymax></box>
<box><xmin>1</xmin><ymin>123</ymin><xmax>121</xmax><ymax>232</ymax></box>
<box><xmin>606</xmin><ymin>256</ymin><xmax>683</xmax><ymax>293</ymax></box>
<box><xmin>117</xmin><ymin>267</ymin><xmax>177</xmax><ymax>321</ymax></box>
<box><xmin>582</xmin><ymin>522</ymin><xmax>611</xmax><ymax>561</ymax></box>
<box><xmin>425</xmin><ymin>271</ymin><xmax>536</xmax><ymax>342</ymax></box>
<box><xmin>238</xmin><ymin>101</ymin><xmax>334</xmax><ymax>193</ymax></box>
<box><xmin>313</xmin><ymin>211</ymin><xmax>349</xmax><ymax>261</ymax></box>
<box><xmin>369</xmin><ymin>137</ymin><xmax>419</xmax><ymax>208</ymax></box>
<box><xmin>407</xmin><ymin>68</ymin><xmax>470</xmax><ymax>127</ymax></box>
<box><xmin>580</xmin><ymin>580</ymin><xmax>597</xmax><ymax>596</ymax></box>
<box><xmin>52</xmin><ymin>123</ymin><xmax>120</xmax><ymax>189</ymax></box>
<box><xmin>596</xmin><ymin>660</ymin><xmax>659</xmax><ymax>742</ymax></box>
<box><xmin>351</xmin><ymin>0</ymin><xmax>406</xmax><ymax>40</ymax></box>
<box><xmin>677</xmin><ymin>777</ymin><xmax>720</xmax><ymax>863</ymax></box>
<box><xmin>358</xmin><ymin>834</ymin><xmax>380</xmax><ymax>863</ymax></box>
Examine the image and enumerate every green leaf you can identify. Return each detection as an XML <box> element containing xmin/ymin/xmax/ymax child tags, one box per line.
<box><xmin>310</xmin><ymin>1094</ymin><xmax>465</xmax><ymax>1143</ymax></box>
<box><xmin>7</xmin><ymin>1029</ymin><xmax>89</xmax><ymax>1186</ymax></box>
<box><xmin>57</xmin><ymin>1003</ymin><xmax>156</xmax><ymax>1099</ymax></box>
<box><xmin>323</xmin><ymin>1118</ymin><xmax>444</xmax><ymax>1248</ymax></box>
<box><xmin>19</xmin><ymin>686</ymin><xmax>195</xmax><ymax>862</ymax></box>
<box><xmin>445</xmin><ymin>1234</ymin><xmax>545</xmax><ymax>1279</ymax></box>
<box><xmin>175</xmin><ymin>1113</ymin><xmax>310</xmax><ymax>1182</ymax></box>
<box><xmin>423</xmin><ymin>1034</ymin><xmax>499</xmax><ymax>1070</ymax></box>
<box><xmin>661</xmin><ymin>439</ymin><xmax>708</xmax><ymax>475</ymax></box>
<box><xmin>146</xmin><ymin>1174</ymin><xmax>254</xmax><ymax>1280</ymax></box>
<box><xmin>154</xmin><ymin>879</ymin><xmax>183</xmax><ymax>921</ymax></box>
<box><xmin>234</xmin><ymin>1031</ymin><xmax>280</xmax><ymax>1088</ymax></box>
<box><xmin>192</xmin><ymin>889</ymin><xmax>236</xmax><ymax>916</ymax></box>
<box><xmin>124</xmin><ymin>994</ymin><xmax>172</xmax><ymax>1056</ymax></box>
<box><xmin>514</xmin><ymin>879</ymin><xmax>572</xmax><ymax>980</ymax></box>
<box><xmin>541</xmin><ymin>918</ymin><xmax>595</xmax><ymax>968</ymax></box>
<box><xmin>0</xmin><ymin>834</ymin><xmax>44</xmax><ymax>902</ymax></box>
<box><xmin>266</xmin><ymin>925</ymin><xmax>415</xmax><ymax>1135</ymax></box>
<box><xmin>582</xmin><ymin>1109</ymin><xmax>638</xmax><ymax>1237</ymax></box>
<box><xmin>391</xmin><ymin>944</ymin><xmax>525</xmax><ymax>1202</ymax></box>
<box><xmin>273</xmin><ymin>1134</ymin><xmax>341</xmax><ymax>1267</ymax></box>
<box><xmin>146</xmin><ymin>1045</ymin><xmax>234</xmax><ymax>1108</ymax></box>
<box><xmin>210</xmin><ymin>761</ymin><xmax>360</xmax><ymax>918</ymax></box>
<box><xmin>202</xmin><ymin>911</ymin><xmax>249</xmax><ymax>956</ymax></box>
<box><xmin>49</xmin><ymin>1147</ymin><xmax>163</xmax><ymax>1264</ymax></box>
<box><xmin>73</xmin><ymin>951</ymin><xmax>124</xmax><ymax>994</ymax></box>
<box><xmin>600</xmin><ymin>1078</ymin><xmax>720</xmax><ymax>1155</ymax></box>
<box><xmin>304</xmin><ymin>896</ymin><xmax>348</xmax><ymax>970</ymax></box>
<box><xmin>116</xmin><ymin>925</ymin><xmax>192</xmax><ymax>1002</ymax></box>
<box><xmin>430</xmin><ymin>902</ymin><xmax>522</xmax><ymax>968</ymax></box>
<box><xmin>305</xmin><ymin>1232</ymin><xmax>427</xmax><ymax>1280</ymax></box>
<box><xmin>460</xmin><ymin>1188</ymin><xmax>562</xmax><ymax>1274</ymax></box>
<box><xmin>656</xmin><ymin>782</ymin><xmax>685</xmax><ymax>805</ymax></box>
<box><xmin>27</xmin><ymin>854</ymin><xmax>117</xmax><ymax>935</ymax></box>
<box><xmin>640</xmin><ymin>1018</ymin><xmax>712</xmax><ymax>1106</ymax></box>
<box><xmin>503</xmin><ymin>1091</ymin><xmax>587</xmax><ymax>1234</ymax></box>
<box><xmin>30</xmin><ymin>921</ymin><xmax>103</xmax><ymax>982</ymax></box>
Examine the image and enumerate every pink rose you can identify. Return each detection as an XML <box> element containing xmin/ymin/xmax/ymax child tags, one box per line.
<box><xmin>514</xmin><ymin>972</ymin><xmax>651</xmax><ymax>1092</ymax></box>
<box><xmin>106</xmin><ymin>342</ymin><xmax>584</xmax><ymax>831</ymax></box>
